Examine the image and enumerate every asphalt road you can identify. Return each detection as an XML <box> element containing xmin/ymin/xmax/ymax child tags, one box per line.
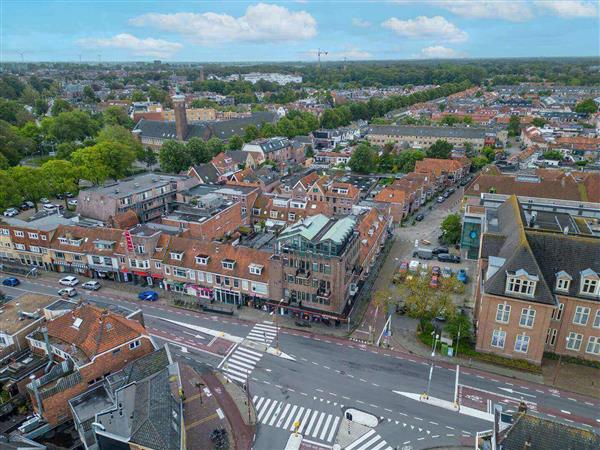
<box><xmin>2</xmin><ymin>277</ymin><xmax>599</xmax><ymax>450</ymax></box>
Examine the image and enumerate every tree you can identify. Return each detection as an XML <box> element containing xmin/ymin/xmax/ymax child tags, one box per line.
<box><xmin>9</xmin><ymin>166</ymin><xmax>49</xmax><ymax>211</ymax></box>
<box><xmin>0</xmin><ymin>99</ymin><xmax>33</xmax><ymax>126</ymax></box>
<box><xmin>207</xmin><ymin>137</ymin><xmax>224</xmax><ymax>157</ymax></box>
<box><xmin>440</xmin><ymin>114</ymin><xmax>460</xmax><ymax>126</ymax></box>
<box><xmin>349</xmin><ymin>143</ymin><xmax>378</xmax><ymax>174</ymax></box>
<box><xmin>403</xmin><ymin>275</ymin><xmax>455</xmax><ymax>320</ymax></box>
<box><xmin>243</xmin><ymin>125</ymin><xmax>259</xmax><ymax>143</ymax></box>
<box><xmin>0</xmin><ymin>170</ymin><xmax>20</xmax><ymax>209</ymax></box>
<box><xmin>138</xmin><ymin>147</ymin><xmax>158</xmax><ymax>168</ymax></box>
<box><xmin>97</xmin><ymin>125</ymin><xmax>142</xmax><ymax>155</ymax></box>
<box><xmin>305</xmin><ymin>144</ymin><xmax>314</xmax><ymax>158</ymax></box>
<box><xmin>395</xmin><ymin>149</ymin><xmax>425</xmax><ymax>173</ymax></box>
<box><xmin>531</xmin><ymin>117</ymin><xmax>546</xmax><ymax>128</ymax></box>
<box><xmin>34</xmin><ymin>98</ymin><xmax>49</xmax><ymax>117</ymax></box>
<box><xmin>103</xmin><ymin>106</ymin><xmax>134</xmax><ymax>128</ymax></box>
<box><xmin>48</xmin><ymin>110</ymin><xmax>100</xmax><ymax>143</ymax></box>
<box><xmin>50</xmin><ymin>98</ymin><xmax>73</xmax><ymax>116</ymax></box>
<box><xmin>508</xmin><ymin>115</ymin><xmax>520</xmax><ymax>137</ymax></box>
<box><xmin>41</xmin><ymin>160</ymin><xmax>79</xmax><ymax>205</ymax></box>
<box><xmin>0</xmin><ymin>120</ymin><xmax>34</xmax><ymax>165</ymax></box>
<box><xmin>464</xmin><ymin>142</ymin><xmax>475</xmax><ymax>158</ymax></box>
<box><xmin>471</xmin><ymin>156</ymin><xmax>489</xmax><ymax>171</ymax></box>
<box><xmin>228</xmin><ymin>134</ymin><xmax>244</xmax><ymax>151</ymax></box>
<box><xmin>83</xmin><ymin>85</ymin><xmax>97</xmax><ymax>103</ymax></box>
<box><xmin>574</xmin><ymin>98</ymin><xmax>598</xmax><ymax>115</ymax></box>
<box><xmin>440</xmin><ymin>213</ymin><xmax>461</xmax><ymax>245</ymax></box>
<box><xmin>427</xmin><ymin>140</ymin><xmax>452</xmax><ymax>159</ymax></box>
<box><xmin>71</xmin><ymin>141</ymin><xmax>135</xmax><ymax>184</ymax></box>
<box><xmin>187</xmin><ymin>138</ymin><xmax>211</xmax><ymax>165</ymax></box>
<box><xmin>542</xmin><ymin>150</ymin><xmax>563</xmax><ymax>161</ymax></box>
<box><xmin>159</xmin><ymin>140</ymin><xmax>190</xmax><ymax>173</ymax></box>
<box><xmin>131</xmin><ymin>90</ymin><xmax>146</xmax><ymax>102</ymax></box>
<box><xmin>481</xmin><ymin>146</ymin><xmax>496</xmax><ymax>162</ymax></box>
<box><xmin>444</xmin><ymin>313</ymin><xmax>472</xmax><ymax>347</ymax></box>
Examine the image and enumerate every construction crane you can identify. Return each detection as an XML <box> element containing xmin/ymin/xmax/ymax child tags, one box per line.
<box><xmin>316</xmin><ymin>48</ymin><xmax>328</xmax><ymax>68</ymax></box>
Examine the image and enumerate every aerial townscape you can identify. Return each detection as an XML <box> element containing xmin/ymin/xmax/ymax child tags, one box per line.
<box><xmin>1</xmin><ymin>1</ymin><xmax>599</xmax><ymax>450</ymax></box>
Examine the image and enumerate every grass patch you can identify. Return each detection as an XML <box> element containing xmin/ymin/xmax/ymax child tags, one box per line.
<box><xmin>543</xmin><ymin>352</ymin><xmax>600</xmax><ymax>369</ymax></box>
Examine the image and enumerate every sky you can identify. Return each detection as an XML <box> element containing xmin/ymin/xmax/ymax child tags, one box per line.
<box><xmin>2</xmin><ymin>1</ymin><xmax>599</xmax><ymax>62</ymax></box>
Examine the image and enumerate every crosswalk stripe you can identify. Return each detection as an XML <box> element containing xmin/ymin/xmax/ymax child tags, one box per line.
<box><xmin>224</xmin><ymin>363</ymin><xmax>252</xmax><ymax>374</ymax></box>
<box><xmin>298</xmin><ymin>408</ymin><xmax>312</xmax><ymax>433</ymax></box>
<box><xmin>223</xmin><ymin>372</ymin><xmax>246</xmax><ymax>383</ymax></box>
<box><xmin>327</xmin><ymin>416</ymin><xmax>340</xmax><ymax>442</ymax></box>
<box><xmin>304</xmin><ymin>410</ymin><xmax>319</xmax><ymax>436</ymax></box>
<box><xmin>346</xmin><ymin>429</ymin><xmax>376</xmax><ymax>450</ymax></box>
<box><xmin>247</xmin><ymin>336</ymin><xmax>268</xmax><ymax>342</ymax></box>
<box><xmin>311</xmin><ymin>412</ymin><xmax>326</xmax><ymax>438</ymax></box>
<box><xmin>236</xmin><ymin>346</ymin><xmax>263</xmax><ymax>358</ymax></box>
<box><xmin>252</xmin><ymin>395</ymin><xmax>258</xmax><ymax>403</ymax></box>
<box><xmin>290</xmin><ymin>406</ymin><xmax>305</xmax><ymax>431</ymax></box>
<box><xmin>371</xmin><ymin>442</ymin><xmax>387</xmax><ymax>450</ymax></box>
<box><xmin>257</xmin><ymin>399</ymin><xmax>272</xmax><ymax>421</ymax></box>
<box><xmin>356</xmin><ymin>435</ymin><xmax>381</xmax><ymax>450</ymax></box>
<box><xmin>254</xmin><ymin>397</ymin><xmax>265</xmax><ymax>410</ymax></box>
<box><xmin>262</xmin><ymin>401</ymin><xmax>278</xmax><ymax>424</ymax></box>
<box><xmin>283</xmin><ymin>405</ymin><xmax>298</xmax><ymax>429</ymax></box>
<box><xmin>268</xmin><ymin>402</ymin><xmax>283</xmax><ymax>426</ymax></box>
<box><xmin>254</xmin><ymin>324</ymin><xmax>277</xmax><ymax>331</ymax></box>
<box><xmin>275</xmin><ymin>404</ymin><xmax>291</xmax><ymax>428</ymax></box>
<box><xmin>229</xmin><ymin>357</ymin><xmax>256</xmax><ymax>370</ymax></box>
<box><xmin>320</xmin><ymin>414</ymin><xmax>332</xmax><ymax>441</ymax></box>
<box><xmin>233</xmin><ymin>351</ymin><xmax>262</xmax><ymax>363</ymax></box>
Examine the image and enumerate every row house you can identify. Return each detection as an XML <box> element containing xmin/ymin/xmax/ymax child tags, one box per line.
<box><xmin>373</xmin><ymin>186</ymin><xmax>410</xmax><ymax>223</ymax></box>
<box><xmin>313</xmin><ymin>151</ymin><xmax>352</xmax><ymax>167</ymax></box>
<box><xmin>278</xmin><ymin>170</ymin><xmax>320</xmax><ymax>200</ymax></box>
<box><xmin>26</xmin><ymin>304</ymin><xmax>154</xmax><ymax>427</ymax></box>
<box><xmin>211</xmin><ymin>150</ymin><xmax>263</xmax><ymax>180</ymax></box>
<box><xmin>475</xmin><ymin>196</ymin><xmax>600</xmax><ymax>365</ymax></box>
<box><xmin>242</xmin><ymin>137</ymin><xmax>304</xmax><ymax>166</ymax></box>
<box><xmin>252</xmin><ymin>194</ymin><xmax>324</xmax><ymax>228</ymax></box>
<box><xmin>0</xmin><ymin>224</ymin><xmax>53</xmax><ymax>270</ymax></box>
<box><xmin>229</xmin><ymin>166</ymin><xmax>280</xmax><ymax>193</ymax></box>
<box><xmin>414</xmin><ymin>158</ymin><xmax>470</xmax><ymax>187</ymax></box>
<box><xmin>355</xmin><ymin>207</ymin><xmax>392</xmax><ymax>280</ymax></box>
<box><xmin>160</xmin><ymin>237</ymin><xmax>279</xmax><ymax>306</ymax></box>
<box><xmin>307</xmin><ymin>177</ymin><xmax>361</xmax><ymax>216</ymax></box>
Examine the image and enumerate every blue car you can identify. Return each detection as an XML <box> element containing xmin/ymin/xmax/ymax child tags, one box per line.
<box><xmin>138</xmin><ymin>290</ymin><xmax>159</xmax><ymax>301</ymax></box>
<box><xmin>456</xmin><ymin>269</ymin><xmax>468</xmax><ymax>284</ymax></box>
<box><xmin>2</xmin><ymin>277</ymin><xmax>20</xmax><ymax>287</ymax></box>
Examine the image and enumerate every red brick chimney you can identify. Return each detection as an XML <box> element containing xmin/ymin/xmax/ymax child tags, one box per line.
<box><xmin>172</xmin><ymin>94</ymin><xmax>188</xmax><ymax>141</ymax></box>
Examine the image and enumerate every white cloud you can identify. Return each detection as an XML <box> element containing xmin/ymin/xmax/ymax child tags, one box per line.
<box><xmin>130</xmin><ymin>3</ymin><xmax>317</xmax><ymax>45</ymax></box>
<box><xmin>352</xmin><ymin>18</ymin><xmax>372</xmax><ymax>28</ymax></box>
<box><xmin>417</xmin><ymin>45</ymin><xmax>467</xmax><ymax>59</ymax></box>
<box><xmin>382</xmin><ymin>16</ymin><xmax>468</xmax><ymax>43</ymax></box>
<box><xmin>534</xmin><ymin>0</ymin><xmax>598</xmax><ymax>18</ymax></box>
<box><xmin>433</xmin><ymin>1</ymin><xmax>534</xmax><ymax>22</ymax></box>
<box><xmin>77</xmin><ymin>34</ymin><xmax>182</xmax><ymax>58</ymax></box>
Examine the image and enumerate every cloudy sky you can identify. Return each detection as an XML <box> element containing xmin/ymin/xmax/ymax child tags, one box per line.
<box><xmin>2</xmin><ymin>1</ymin><xmax>598</xmax><ymax>62</ymax></box>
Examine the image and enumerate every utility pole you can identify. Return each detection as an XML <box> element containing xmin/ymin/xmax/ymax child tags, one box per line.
<box><xmin>453</xmin><ymin>364</ymin><xmax>460</xmax><ymax>408</ymax></box>
<box><xmin>424</xmin><ymin>332</ymin><xmax>439</xmax><ymax>399</ymax></box>
<box><xmin>316</xmin><ymin>48</ymin><xmax>328</xmax><ymax>69</ymax></box>
<box><xmin>455</xmin><ymin>323</ymin><xmax>461</xmax><ymax>358</ymax></box>
<box><xmin>245</xmin><ymin>379</ymin><xmax>252</xmax><ymax>424</ymax></box>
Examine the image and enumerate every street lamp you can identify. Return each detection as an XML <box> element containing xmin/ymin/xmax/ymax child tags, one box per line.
<box><xmin>552</xmin><ymin>335</ymin><xmax>571</xmax><ymax>386</ymax></box>
<box><xmin>424</xmin><ymin>333</ymin><xmax>440</xmax><ymax>400</ymax></box>
<box><xmin>270</xmin><ymin>298</ymin><xmax>285</xmax><ymax>352</ymax></box>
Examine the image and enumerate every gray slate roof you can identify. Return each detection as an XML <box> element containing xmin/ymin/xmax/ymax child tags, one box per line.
<box><xmin>500</xmin><ymin>413</ymin><xmax>600</xmax><ymax>450</ymax></box>
<box><xmin>367</xmin><ymin>125</ymin><xmax>492</xmax><ymax>139</ymax></box>
<box><xmin>134</xmin><ymin>111</ymin><xmax>276</xmax><ymax>142</ymax></box>
<box><xmin>190</xmin><ymin>163</ymin><xmax>219</xmax><ymax>183</ymax></box>
<box><xmin>106</xmin><ymin>346</ymin><xmax>170</xmax><ymax>392</ymax></box>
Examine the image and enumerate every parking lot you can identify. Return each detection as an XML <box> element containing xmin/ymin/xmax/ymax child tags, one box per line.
<box><xmin>2</xmin><ymin>195</ymin><xmax>77</xmax><ymax>220</ymax></box>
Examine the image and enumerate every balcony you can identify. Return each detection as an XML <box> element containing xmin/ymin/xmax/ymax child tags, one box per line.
<box><xmin>296</xmin><ymin>268</ymin><xmax>311</xmax><ymax>279</ymax></box>
<box><xmin>316</xmin><ymin>289</ymin><xmax>331</xmax><ymax>300</ymax></box>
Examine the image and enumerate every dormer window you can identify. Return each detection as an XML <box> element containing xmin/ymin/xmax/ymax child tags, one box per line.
<box><xmin>555</xmin><ymin>271</ymin><xmax>572</xmax><ymax>292</ymax></box>
<box><xmin>505</xmin><ymin>269</ymin><xmax>538</xmax><ymax>297</ymax></box>
<box><xmin>580</xmin><ymin>269</ymin><xmax>599</xmax><ymax>297</ymax></box>
<box><xmin>170</xmin><ymin>251</ymin><xmax>184</xmax><ymax>261</ymax></box>
<box><xmin>195</xmin><ymin>255</ymin><xmax>209</xmax><ymax>265</ymax></box>
<box><xmin>249</xmin><ymin>264</ymin><xmax>263</xmax><ymax>275</ymax></box>
<box><xmin>222</xmin><ymin>259</ymin><xmax>235</xmax><ymax>270</ymax></box>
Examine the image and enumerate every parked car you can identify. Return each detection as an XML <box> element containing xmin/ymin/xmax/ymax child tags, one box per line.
<box><xmin>20</xmin><ymin>203</ymin><xmax>30</xmax><ymax>211</ymax></box>
<box><xmin>58</xmin><ymin>287</ymin><xmax>77</xmax><ymax>297</ymax></box>
<box><xmin>457</xmin><ymin>269</ymin><xmax>468</xmax><ymax>284</ymax></box>
<box><xmin>24</xmin><ymin>201</ymin><xmax>35</xmax><ymax>208</ymax></box>
<box><xmin>430</xmin><ymin>275</ymin><xmax>440</xmax><ymax>289</ymax></box>
<box><xmin>448</xmin><ymin>187</ymin><xmax>456</xmax><ymax>194</ymax></box>
<box><xmin>460</xmin><ymin>179</ymin><xmax>469</xmax><ymax>186</ymax></box>
<box><xmin>415</xmin><ymin>213</ymin><xmax>424</xmax><ymax>221</ymax></box>
<box><xmin>3</xmin><ymin>208</ymin><xmax>19</xmax><ymax>217</ymax></box>
<box><xmin>412</xmin><ymin>248</ymin><xmax>433</xmax><ymax>260</ymax></box>
<box><xmin>442</xmin><ymin>267</ymin><xmax>453</xmax><ymax>279</ymax></box>
<box><xmin>42</xmin><ymin>204</ymin><xmax>59</xmax><ymax>212</ymax></box>
<box><xmin>40</xmin><ymin>198</ymin><xmax>50</xmax><ymax>204</ymax></box>
<box><xmin>294</xmin><ymin>320</ymin><xmax>311</xmax><ymax>328</ymax></box>
<box><xmin>2</xmin><ymin>277</ymin><xmax>20</xmax><ymax>287</ymax></box>
<box><xmin>65</xmin><ymin>192</ymin><xmax>75</xmax><ymax>198</ymax></box>
<box><xmin>431</xmin><ymin>266</ymin><xmax>441</xmax><ymax>276</ymax></box>
<box><xmin>398</xmin><ymin>261</ymin><xmax>408</xmax><ymax>273</ymax></box>
<box><xmin>138</xmin><ymin>290</ymin><xmax>159</xmax><ymax>301</ymax></box>
<box><xmin>432</xmin><ymin>246</ymin><xmax>449</xmax><ymax>255</ymax></box>
<box><xmin>437</xmin><ymin>253</ymin><xmax>461</xmax><ymax>263</ymax></box>
<box><xmin>443</xmin><ymin>191</ymin><xmax>451</xmax><ymax>199</ymax></box>
<box><xmin>437</xmin><ymin>196</ymin><xmax>445</xmax><ymax>203</ymax></box>
<box><xmin>67</xmin><ymin>199</ymin><xmax>78</xmax><ymax>206</ymax></box>
<box><xmin>59</xmin><ymin>276</ymin><xmax>79</xmax><ymax>286</ymax></box>
<box><xmin>82</xmin><ymin>280</ymin><xmax>101</xmax><ymax>291</ymax></box>
<box><xmin>56</xmin><ymin>193</ymin><xmax>64</xmax><ymax>200</ymax></box>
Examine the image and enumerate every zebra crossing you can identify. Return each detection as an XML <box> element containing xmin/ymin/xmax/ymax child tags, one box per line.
<box><xmin>345</xmin><ymin>429</ymin><xmax>393</xmax><ymax>450</ymax></box>
<box><xmin>221</xmin><ymin>345</ymin><xmax>263</xmax><ymax>384</ymax></box>
<box><xmin>246</xmin><ymin>321</ymin><xmax>278</xmax><ymax>344</ymax></box>
<box><xmin>253</xmin><ymin>395</ymin><xmax>341</xmax><ymax>444</ymax></box>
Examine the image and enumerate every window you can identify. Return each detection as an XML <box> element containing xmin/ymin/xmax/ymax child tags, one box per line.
<box><xmin>581</xmin><ymin>278</ymin><xmax>599</xmax><ymax>296</ymax></box>
<box><xmin>506</xmin><ymin>276</ymin><xmax>536</xmax><ymax>296</ymax></box>
<box><xmin>1</xmin><ymin>229</ymin><xmax>8</xmax><ymax>235</ymax></box>
<box><xmin>556</xmin><ymin>278</ymin><xmax>570</xmax><ymax>292</ymax></box>
<box><xmin>566</xmin><ymin>332</ymin><xmax>582</xmax><ymax>351</ymax></box>
<box><xmin>195</xmin><ymin>256</ymin><xmax>209</xmax><ymax>265</ymax></box>
<box><xmin>496</xmin><ymin>303</ymin><xmax>511</xmax><ymax>323</ymax></box>
<box><xmin>119</xmin><ymin>256</ymin><xmax>125</xmax><ymax>263</ymax></box>
<box><xmin>594</xmin><ymin>310</ymin><xmax>600</xmax><ymax>328</ymax></box>
<box><xmin>14</xmin><ymin>243</ymin><xmax>25</xmax><ymax>250</ymax></box>
<box><xmin>551</xmin><ymin>303</ymin><xmax>564</xmax><ymax>321</ymax></box>
<box><xmin>173</xmin><ymin>268</ymin><xmax>187</xmax><ymax>278</ymax></box>
<box><xmin>519</xmin><ymin>308</ymin><xmax>536</xmax><ymax>328</ymax></box>
<box><xmin>136</xmin><ymin>245</ymin><xmax>146</xmax><ymax>254</ymax></box>
<box><xmin>112</xmin><ymin>348</ymin><xmax>121</xmax><ymax>355</ymax></box>
<box><xmin>288</xmin><ymin>213</ymin><xmax>296</xmax><ymax>221</ymax></box>
<box><xmin>586</xmin><ymin>336</ymin><xmax>600</xmax><ymax>355</ymax></box>
<box><xmin>29</xmin><ymin>246</ymin><xmax>40</xmax><ymax>253</ymax></box>
<box><xmin>41</xmin><ymin>234</ymin><xmax>47</xmax><ymax>241</ymax></box>
<box><xmin>13</xmin><ymin>230</ymin><xmax>24</xmax><ymax>237</ymax></box>
<box><xmin>242</xmin><ymin>280</ymin><xmax>248</xmax><ymax>290</ymax></box>
<box><xmin>155</xmin><ymin>262</ymin><xmax>162</xmax><ymax>269</ymax></box>
<box><xmin>222</xmin><ymin>260</ymin><xmax>235</xmax><ymax>270</ymax></box>
<box><xmin>252</xmin><ymin>208</ymin><xmax>261</xmax><ymax>215</ymax></box>
<box><xmin>206</xmin><ymin>273</ymin><xmax>212</xmax><ymax>283</ymax></box>
<box><xmin>312</xmin><ymin>262</ymin><xmax>319</xmax><ymax>272</ymax></box>
<box><xmin>170</xmin><ymin>252</ymin><xmax>183</xmax><ymax>261</ymax></box>
<box><xmin>270</xmin><ymin>211</ymin><xmax>279</xmax><ymax>219</ymax></box>
<box><xmin>249</xmin><ymin>264</ymin><xmax>263</xmax><ymax>275</ymax></box>
<box><xmin>129</xmin><ymin>340</ymin><xmax>141</xmax><ymax>350</ymax></box>
<box><xmin>28</xmin><ymin>232</ymin><xmax>38</xmax><ymax>239</ymax></box>
<box><xmin>514</xmin><ymin>334</ymin><xmax>530</xmax><ymax>353</ymax></box>
<box><xmin>546</xmin><ymin>328</ymin><xmax>558</xmax><ymax>346</ymax></box>
<box><xmin>491</xmin><ymin>329</ymin><xmax>506</xmax><ymax>348</ymax></box>
<box><xmin>573</xmin><ymin>306</ymin><xmax>590</xmax><ymax>326</ymax></box>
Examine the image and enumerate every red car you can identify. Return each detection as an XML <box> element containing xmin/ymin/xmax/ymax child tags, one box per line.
<box><xmin>399</xmin><ymin>261</ymin><xmax>408</xmax><ymax>273</ymax></box>
<box><xmin>430</xmin><ymin>275</ymin><xmax>440</xmax><ymax>289</ymax></box>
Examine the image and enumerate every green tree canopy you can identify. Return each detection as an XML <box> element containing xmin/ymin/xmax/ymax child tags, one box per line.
<box><xmin>228</xmin><ymin>134</ymin><xmax>244</xmax><ymax>151</ymax></box>
<box><xmin>574</xmin><ymin>98</ymin><xmax>598</xmax><ymax>115</ymax></box>
<box><xmin>96</xmin><ymin>125</ymin><xmax>142</xmax><ymax>155</ymax></box>
<box><xmin>244</xmin><ymin>125</ymin><xmax>260</xmax><ymax>143</ymax></box>
<box><xmin>440</xmin><ymin>213</ymin><xmax>462</xmax><ymax>245</ymax></box>
<box><xmin>426</xmin><ymin>140</ymin><xmax>452</xmax><ymax>159</ymax></box>
<box><xmin>186</xmin><ymin>138</ymin><xmax>212</xmax><ymax>165</ymax></box>
<box><xmin>103</xmin><ymin>106</ymin><xmax>134</xmax><ymax>128</ymax></box>
<box><xmin>349</xmin><ymin>143</ymin><xmax>378</xmax><ymax>174</ymax></box>
<box><xmin>508</xmin><ymin>115</ymin><xmax>520</xmax><ymax>137</ymax></box>
<box><xmin>481</xmin><ymin>146</ymin><xmax>496</xmax><ymax>162</ymax></box>
<box><xmin>0</xmin><ymin>169</ymin><xmax>21</xmax><ymax>209</ymax></box>
<box><xmin>41</xmin><ymin>159</ymin><xmax>80</xmax><ymax>203</ymax></box>
<box><xmin>50</xmin><ymin>98</ymin><xmax>73</xmax><ymax>116</ymax></box>
<box><xmin>207</xmin><ymin>137</ymin><xmax>225</xmax><ymax>157</ymax></box>
<box><xmin>531</xmin><ymin>117</ymin><xmax>546</xmax><ymax>128</ymax></box>
<box><xmin>0</xmin><ymin>120</ymin><xmax>34</xmax><ymax>165</ymax></box>
<box><xmin>48</xmin><ymin>110</ymin><xmax>100</xmax><ymax>143</ymax></box>
<box><xmin>71</xmin><ymin>141</ymin><xmax>135</xmax><ymax>184</ymax></box>
<box><xmin>8</xmin><ymin>166</ymin><xmax>49</xmax><ymax>211</ymax></box>
<box><xmin>159</xmin><ymin>140</ymin><xmax>191</xmax><ymax>173</ymax></box>
<box><xmin>542</xmin><ymin>150</ymin><xmax>563</xmax><ymax>161</ymax></box>
<box><xmin>137</xmin><ymin>147</ymin><xmax>157</xmax><ymax>168</ymax></box>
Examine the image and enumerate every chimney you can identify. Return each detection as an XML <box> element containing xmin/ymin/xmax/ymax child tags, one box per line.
<box><xmin>172</xmin><ymin>94</ymin><xmax>188</xmax><ymax>141</ymax></box>
<box><xmin>42</xmin><ymin>327</ymin><xmax>54</xmax><ymax>373</ymax></box>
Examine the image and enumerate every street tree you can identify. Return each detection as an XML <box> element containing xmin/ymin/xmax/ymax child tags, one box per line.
<box><xmin>0</xmin><ymin>170</ymin><xmax>20</xmax><ymax>209</ymax></box>
<box><xmin>349</xmin><ymin>143</ymin><xmax>377</xmax><ymax>174</ymax></box>
<box><xmin>228</xmin><ymin>134</ymin><xmax>244</xmax><ymax>151</ymax></box>
<box><xmin>508</xmin><ymin>115</ymin><xmax>520</xmax><ymax>137</ymax></box>
<box><xmin>96</xmin><ymin>125</ymin><xmax>142</xmax><ymax>155</ymax></box>
<box><xmin>481</xmin><ymin>146</ymin><xmax>496</xmax><ymax>162</ymax></box>
<box><xmin>41</xmin><ymin>160</ymin><xmax>79</xmax><ymax>205</ymax></box>
<box><xmin>187</xmin><ymin>138</ymin><xmax>211</xmax><ymax>165</ymax></box>
<box><xmin>207</xmin><ymin>137</ymin><xmax>224</xmax><ymax>157</ymax></box>
<box><xmin>403</xmin><ymin>275</ymin><xmax>456</xmax><ymax>320</ymax></box>
<box><xmin>70</xmin><ymin>146</ymin><xmax>110</xmax><ymax>185</ymax></box>
<box><xmin>9</xmin><ymin>166</ymin><xmax>49</xmax><ymax>211</ymax></box>
<box><xmin>137</xmin><ymin>147</ymin><xmax>157</xmax><ymax>168</ymax></box>
<box><xmin>159</xmin><ymin>140</ymin><xmax>190</xmax><ymax>173</ymax></box>
<box><xmin>440</xmin><ymin>213</ymin><xmax>462</xmax><ymax>245</ymax></box>
<box><xmin>426</xmin><ymin>140</ymin><xmax>452</xmax><ymax>159</ymax></box>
